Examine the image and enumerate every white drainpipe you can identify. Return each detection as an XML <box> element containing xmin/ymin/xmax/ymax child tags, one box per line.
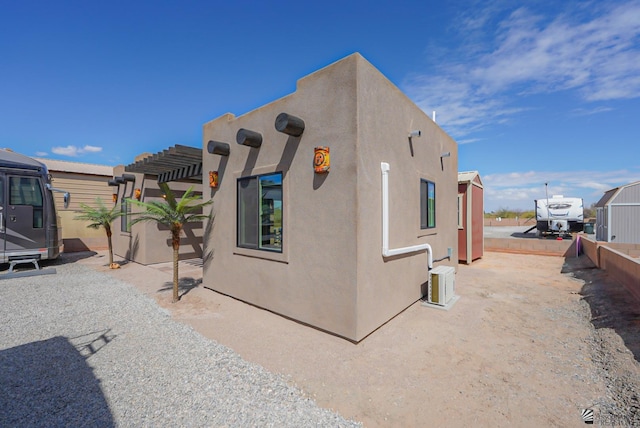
<box><xmin>381</xmin><ymin>162</ymin><xmax>433</xmax><ymax>269</ymax></box>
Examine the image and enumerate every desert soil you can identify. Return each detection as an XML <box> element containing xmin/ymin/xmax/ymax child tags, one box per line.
<box><xmin>84</xmin><ymin>251</ymin><xmax>640</xmax><ymax>427</ymax></box>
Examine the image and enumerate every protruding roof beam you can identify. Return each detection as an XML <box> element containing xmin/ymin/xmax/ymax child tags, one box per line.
<box><xmin>275</xmin><ymin>112</ymin><xmax>305</xmax><ymax>137</ymax></box>
<box><xmin>236</xmin><ymin>129</ymin><xmax>262</xmax><ymax>148</ymax></box>
<box><xmin>207</xmin><ymin>140</ymin><xmax>230</xmax><ymax>156</ymax></box>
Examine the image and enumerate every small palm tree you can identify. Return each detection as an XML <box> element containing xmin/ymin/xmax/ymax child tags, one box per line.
<box><xmin>128</xmin><ymin>183</ymin><xmax>212</xmax><ymax>303</ymax></box>
<box><xmin>74</xmin><ymin>197</ymin><xmax>123</xmax><ymax>267</ymax></box>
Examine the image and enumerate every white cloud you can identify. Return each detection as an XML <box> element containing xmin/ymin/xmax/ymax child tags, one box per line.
<box><xmin>35</xmin><ymin>151</ymin><xmax>48</xmax><ymax>157</ymax></box>
<box><xmin>482</xmin><ymin>168</ymin><xmax>640</xmax><ymax>211</ymax></box>
<box><xmin>52</xmin><ymin>145</ymin><xmax>80</xmax><ymax>156</ymax></box>
<box><xmin>405</xmin><ymin>1</ymin><xmax>640</xmax><ymax>137</ymax></box>
<box><xmin>82</xmin><ymin>145</ymin><xmax>102</xmax><ymax>153</ymax></box>
<box><xmin>51</xmin><ymin>145</ymin><xmax>103</xmax><ymax>157</ymax></box>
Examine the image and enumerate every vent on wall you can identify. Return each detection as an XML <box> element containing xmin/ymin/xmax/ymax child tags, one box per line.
<box><xmin>428</xmin><ymin>266</ymin><xmax>455</xmax><ymax>306</ymax></box>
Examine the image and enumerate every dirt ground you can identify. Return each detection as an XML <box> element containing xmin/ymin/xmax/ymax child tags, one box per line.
<box><xmin>80</xmin><ymin>251</ymin><xmax>640</xmax><ymax>427</ymax></box>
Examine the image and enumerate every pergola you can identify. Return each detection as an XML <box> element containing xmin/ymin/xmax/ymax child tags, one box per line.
<box><xmin>123</xmin><ymin>144</ymin><xmax>202</xmax><ymax>183</ymax></box>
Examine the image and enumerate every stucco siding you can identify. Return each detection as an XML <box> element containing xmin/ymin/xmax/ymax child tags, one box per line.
<box><xmin>201</xmin><ymin>53</ymin><xmax>459</xmax><ymax>341</ymax></box>
<box><xmin>354</xmin><ymin>55</ymin><xmax>458</xmax><ymax>339</ymax></box>
<box><xmin>112</xmin><ymin>169</ymin><xmax>204</xmax><ymax>265</ymax></box>
<box><xmin>202</xmin><ymin>55</ymin><xmax>360</xmax><ymax>339</ymax></box>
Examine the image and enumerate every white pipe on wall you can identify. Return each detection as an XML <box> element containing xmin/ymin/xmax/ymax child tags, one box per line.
<box><xmin>381</xmin><ymin>162</ymin><xmax>433</xmax><ymax>269</ymax></box>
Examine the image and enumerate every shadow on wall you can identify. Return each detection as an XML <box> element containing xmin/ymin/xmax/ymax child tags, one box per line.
<box><xmin>125</xmin><ymin>235</ymin><xmax>140</xmax><ymax>262</ymax></box>
<box><xmin>562</xmin><ymin>254</ymin><xmax>640</xmax><ymax>363</ymax></box>
<box><xmin>0</xmin><ymin>335</ymin><xmax>115</xmax><ymax>427</ymax></box>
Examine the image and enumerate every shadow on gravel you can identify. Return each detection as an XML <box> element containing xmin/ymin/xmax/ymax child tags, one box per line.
<box><xmin>562</xmin><ymin>255</ymin><xmax>640</xmax><ymax>363</ymax></box>
<box><xmin>56</xmin><ymin>251</ymin><xmax>98</xmax><ymax>264</ymax></box>
<box><xmin>0</xmin><ymin>336</ymin><xmax>115</xmax><ymax>427</ymax></box>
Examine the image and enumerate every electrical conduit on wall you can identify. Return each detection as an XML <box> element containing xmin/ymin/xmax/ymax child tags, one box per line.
<box><xmin>381</xmin><ymin>162</ymin><xmax>433</xmax><ymax>269</ymax></box>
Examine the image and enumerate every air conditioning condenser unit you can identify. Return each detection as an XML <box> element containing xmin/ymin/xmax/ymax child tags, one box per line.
<box><xmin>428</xmin><ymin>265</ymin><xmax>455</xmax><ymax>306</ymax></box>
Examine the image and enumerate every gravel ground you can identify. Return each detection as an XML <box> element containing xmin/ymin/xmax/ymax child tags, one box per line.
<box><xmin>0</xmin><ymin>261</ymin><xmax>361</xmax><ymax>427</ymax></box>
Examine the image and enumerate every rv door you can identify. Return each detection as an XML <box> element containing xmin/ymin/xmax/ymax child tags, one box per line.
<box><xmin>2</xmin><ymin>174</ymin><xmax>48</xmax><ymax>259</ymax></box>
<box><xmin>0</xmin><ymin>174</ymin><xmax>4</xmax><ymax>262</ymax></box>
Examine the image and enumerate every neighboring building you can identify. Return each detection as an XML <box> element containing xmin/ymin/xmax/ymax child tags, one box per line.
<box><xmin>458</xmin><ymin>171</ymin><xmax>483</xmax><ymax>264</ymax></box>
<box><xmin>595</xmin><ymin>181</ymin><xmax>640</xmax><ymax>243</ymax></box>
<box><xmin>201</xmin><ymin>53</ymin><xmax>459</xmax><ymax>342</ymax></box>
<box><xmin>111</xmin><ymin>146</ymin><xmax>205</xmax><ymax>265</ymax></box>
<box><xmin>35</xmin><ymin>157</ymin><xmax>113</xmax><ymax>252</ymax></box>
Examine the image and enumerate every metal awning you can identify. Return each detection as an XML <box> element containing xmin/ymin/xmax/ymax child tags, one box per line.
<box><xmin>124</xmin><ymin>145</ymin><xmax>202</xmax><ymax>183</ymax></box>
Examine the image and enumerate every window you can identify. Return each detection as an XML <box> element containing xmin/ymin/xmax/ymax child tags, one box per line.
<box><xmin>420</xmin><ymin>179</ymin><xmax>436</xmax><ymax>229</ymax></box>
<box><xmin>237</xmin><ymin>172</ymin><xmax>283</xmax><ymax>252</ymax></box>
<box><xmin>10</xmin><ymin>177</ymin><xmax>44</xmax><ymax>228</ymax></box>
<box><xmin>457</xmin><ymin>193</ymin><xmax>464</xmax><ymax>229</ymax></box>
<box><xmin>121</xmin><ymin>198</ymin><xmax>131</xmax><ymax>232</ymax></box>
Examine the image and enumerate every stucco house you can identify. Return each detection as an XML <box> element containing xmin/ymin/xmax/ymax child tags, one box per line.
<box><xmin>595</xmin><ymin>180</ymin><xmax>640</xmax><ymax>244</ymax></box>
<box><xmin>111</xmin><ymin>146</ymin><xmax>205</xmax><ymax>265</ymax></box>
<box><xmin>201</xmin><ymin>53</ymin><xmax>459</xmax><ymax>342</ymax></box>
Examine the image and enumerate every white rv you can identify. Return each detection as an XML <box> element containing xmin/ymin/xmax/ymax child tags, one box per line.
<box><xmin>535</xmin><ymin>195</ymin><xmax>584</xmax><ymax>236</ymax></box>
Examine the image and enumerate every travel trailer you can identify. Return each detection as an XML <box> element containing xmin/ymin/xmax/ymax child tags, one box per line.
<box><xmin>535</xmin><ymin>195</ymin><xmax>584</xmax><ymax>236</ymax></box>
<box><xmin>0</xmin><ymin>150</ymin><xmax>69</xmax><ymax>267</ymax></box>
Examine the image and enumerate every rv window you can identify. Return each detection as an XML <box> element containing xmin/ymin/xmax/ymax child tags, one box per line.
<box><xmin>420</xmin><ymin>179</ymin><xmax>436</xmax><ymax>229</ymax></box>
<box><xmin>9</xmin><ymin>177</ymin><xmax>44</xmax><ymax>228</ymax></box>
<box><xmin>237</xmin><ymin>172</ymin><xmax>283</xmax><ymax>252</ymax></box>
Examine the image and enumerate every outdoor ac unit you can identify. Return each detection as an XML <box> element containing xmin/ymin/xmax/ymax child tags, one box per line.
<box><xmin>428</xmin><ymin>266</ymin><xmax>455</xmax><ymax>306</ymax></box>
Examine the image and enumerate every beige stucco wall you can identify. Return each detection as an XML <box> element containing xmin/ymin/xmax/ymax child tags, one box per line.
<box><xmin>202</xmin><ymin>53</ymin><xmax>458</xmax><ymax>341</ymax></box>
<box><xmin>111</xmin><ymin>167</ymin><xmax>205</xmax><ymax>265</ymax></box>
<box><xmin>353</xmin><ymin>57</ymin><xmax>458</xmax><ymax>339</ymax></box>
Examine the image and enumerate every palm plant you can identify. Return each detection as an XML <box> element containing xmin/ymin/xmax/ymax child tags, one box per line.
<box><xmin>128</xmin><ymin>183</ymin><xmax>212</xmax><ymax>303</ymax></box>
<box><xmin>74</xmin><ymin>197</ymin><xmax>123</xmax><ymax>267</ymax></box>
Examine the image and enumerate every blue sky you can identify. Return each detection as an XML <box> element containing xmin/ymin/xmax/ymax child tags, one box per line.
<box><xmin>2</xmin><ymin>0</ymin><xmax>639</xmax><ymax>212</ymax></box>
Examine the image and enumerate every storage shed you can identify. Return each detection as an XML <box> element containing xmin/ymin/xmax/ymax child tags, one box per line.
<box><xmin>595</xmin><ymin>180</ymin><xmax>640</xmax><ymax>243</ymax></box>
<box><xmin>457</xmin><ymin>171</ymin><xmax>483</xmax><ymax>264</ymax></box>
<box><xmin>202</xmin><ymin>53</ymin><xmax>459</xmax><ymax>342</ymax></box>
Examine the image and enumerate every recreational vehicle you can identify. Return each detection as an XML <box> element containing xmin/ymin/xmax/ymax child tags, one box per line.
<box><xmin>535</xmin><ymin>195</ymin><xmax>583</xmax><ymax>236</ymax></box>
<box><xmin>0</xmin><ymin>150</ymin><xmax>69</xmax><ymax>266</ymax></box>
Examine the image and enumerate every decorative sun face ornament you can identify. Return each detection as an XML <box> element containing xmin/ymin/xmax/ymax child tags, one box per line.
<box><xmin>209</xmin><ymin>171</ymin><xmax>219</xmax><ymax>188</ymax></box>
<box><xmin>314</xmin><ymin>146</ymin><xmax>330</xmax><ymax>173</ymax></box>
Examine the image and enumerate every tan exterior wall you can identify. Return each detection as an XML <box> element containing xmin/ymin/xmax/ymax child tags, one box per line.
<box><xmin>578</xmin><ymin>235</ymin><xmax>640</xmax><ymax>302</ymax></box>
<box><xmin>600</xmin><ymin>246</ymin><xmax>640</xmax><ymax>302</ymax></box>
<box><xmin>580</xmin><ymin>235</ymin><xmax>599</xmax><ymax>265</ymax></box>
<box><xmin>202</xmin><ymin>54</ymin><xmax>458</xmax><ymax>341</ymax></box>
<box><xmin>48</xmin><ymin>170</ymin><xmax>114</xmax><ymax>251</ymax></box>
<box><xmin>353</xmin><ymin>59</ymin><xmax>458</xmax><ymax>339</ymax></box>
<box><xmin>485</xmin><ymin>237</ymin><xmax>575</xmax><ymax>257</ymax></box>
<box><xmin>111</xmin><ymin>167</ymin><xmax>205</xmax><ymax>265</ymax></box>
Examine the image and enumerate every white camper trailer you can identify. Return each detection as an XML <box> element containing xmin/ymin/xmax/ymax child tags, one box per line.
<box><xmin>535</xmin><ymin>195</ymin><xmax>584</xmax><ymax>236</ymax></box>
